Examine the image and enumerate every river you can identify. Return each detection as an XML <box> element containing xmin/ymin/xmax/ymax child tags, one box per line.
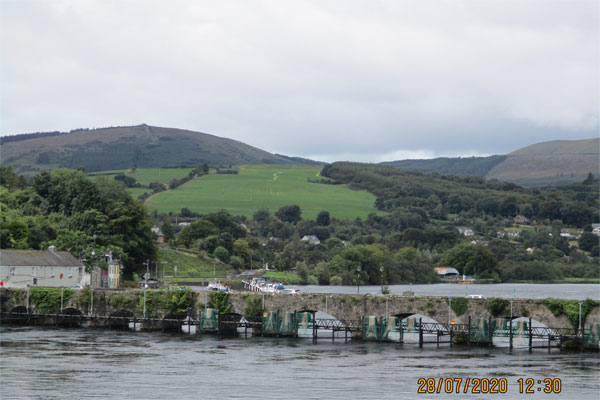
<box><xmin>260</xmin><ymin>283</ymin><xmax>600</xmax><ymax>300</ymax></box>
<box><xmin>1</xmin><ymin>326</ymin><xmax>598</xmax><ymax>399</ymax></box>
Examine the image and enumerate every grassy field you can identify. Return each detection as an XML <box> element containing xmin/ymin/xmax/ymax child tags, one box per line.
<box><xmin>263</xmin><ymin>271</ymin><xmax>302</xmax><ymax>285</ymax></box>
<box><xmin>147</xmin><ymin>165</ymin><xmax>381</xmax><ymax>220</ymax></box>
<box><xmin>157</xmin><ymin>248</ymin><xmax>235</xmax><ymax>279</ymax></box>
<box><xmin>89</xmin><ymin>168</ymin><xmax>194</xmax><ymax>186</ymax></box>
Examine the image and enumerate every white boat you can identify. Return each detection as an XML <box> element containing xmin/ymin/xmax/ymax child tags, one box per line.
<box><xmin>207</xmin><ymin>281</ymin><xmax>230</xmax><ymax>292</ymax></box>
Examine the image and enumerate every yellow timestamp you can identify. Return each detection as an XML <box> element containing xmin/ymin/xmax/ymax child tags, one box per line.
<box><xmin>416</xmin><ymin>377</ymin><xmax>562</xmax><ymax>394</ymax></box>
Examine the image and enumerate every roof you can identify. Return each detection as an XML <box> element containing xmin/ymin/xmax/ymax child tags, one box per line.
<box><xmin>0</xmin><ymin>249</ymin><xmax>83</xmax><ymax>267</ymax></box>
<box><xmin>434</xmin><ymin>267</ymin><xmax>460</xmax><ymax>276</ymax></box>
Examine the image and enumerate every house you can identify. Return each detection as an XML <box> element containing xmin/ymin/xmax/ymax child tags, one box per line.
<box><xmin>513</xmin><ymin>215</ymin><xmax>531</xmax><ymax>224</ymax></box>
<box><xmin>151</xmin><ymin>225</ymin><xmax>165</xmax><ymax>245</ymax></box>
<box><xmin>457</xmin><ymin>227</ymin><xmax>474</xmax><ymax>236</ymax></box>
<box><xmin>497</xmin><ymin>231</ymin><xmax>506</xmax><ymax>238</ymax></box>
<box><xmin>593</xmin><ymin>227</ymin><xmax>600</xmax><ymax>236</ymax></box>
<box><xmin>301</xmin><ymin>235</ymin><xmax>321</xmax><ymax>245</ymax></box>
<box><xmin>0</xmin><ymin>247</ymin><xmax>86</xmax><ymax>288</ymax></box>
<box><xmin>507</xmin><ymin>231</ymin><xmax>519</xmax><ymax>238</ymax></box>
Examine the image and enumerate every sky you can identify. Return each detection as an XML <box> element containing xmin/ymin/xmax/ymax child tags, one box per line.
<box><xmin>1</xmin><ymin>0</ymin><xmax>598</xmax><ymax>163</ymax></box>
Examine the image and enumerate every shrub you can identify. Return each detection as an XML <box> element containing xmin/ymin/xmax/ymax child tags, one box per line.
<box><xmin>450</xmin><ymin>297</ymin><xmax>468</xmax><ymax>316</ymax></box>
<box><xmin>164</xmin><ymin>287</ymin><xmax>193</xmax><ymax>314</ymax></box>
<box><xmin>543</xmin><ymin>298</ymin><xmax>600</xmax><ymax>329</ymax></box>
<box><xmin>330</xmin><ymin>276</ymin><xmax>343</xmax><ymax>286</ymax></box>
<box><xmin>486</xmin><ymin>298</ymin><xmax>509</xmax><ymax>317</ymax></box>
<box><xmin>30</xmin><ymin>288</ymin><xmax>75</xmax><ymax>314</ymax></box>
<box><xmin>208</xmin><ymin>291</ymin><xmax>232</xmax><ymax>315</ymax></box>
<box><xmin>243</xmin><ymin>295</ymin><xmax>263</xmax><ymax>319</ymax></box>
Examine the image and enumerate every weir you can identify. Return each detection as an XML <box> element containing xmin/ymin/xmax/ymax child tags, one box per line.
<box><xmin>1</xmin><ymin>287</ymin><xmax>598</xmax><ymax>350</ymax></box>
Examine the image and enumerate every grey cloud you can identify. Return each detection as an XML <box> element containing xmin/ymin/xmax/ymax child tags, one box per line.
<box><xmin>1</xmin><ymin>0</ymin><xmax>597</xmax><ymax>162</ymax></box>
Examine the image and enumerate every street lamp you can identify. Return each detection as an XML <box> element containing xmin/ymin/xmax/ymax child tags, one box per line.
<box><xmin>578</xmin><ymin>300</ymin><xmax>582</xmax><ymax>333</ymax></box>
<box><xmin>356</xmin><ymin>266</ymin><xmax>361</xmax><ymax>294</ymax></box>
<box><xmin>380</xmin><ymin>266</ymin><xmax>384</xmax><ymax>294</ymax></box>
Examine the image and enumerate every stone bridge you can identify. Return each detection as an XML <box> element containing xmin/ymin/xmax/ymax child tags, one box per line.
<box><xmin>2</xmin><ymin>287</ymin><xmax>598</xmax><ymax>330</ymax></box>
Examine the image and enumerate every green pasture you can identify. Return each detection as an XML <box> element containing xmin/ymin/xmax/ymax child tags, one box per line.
<box><xmin>89</xmin><ymin>168</ymin><xmax>193</xmax><ymax>186</ymax></box>
<box><xmin>146</xmin><ymin>165</ymin><xmax>380</xmax><ymax>220</ymax></box>
<box><xmin>158</xmin><ymin>248</ymin><xmax>235</xmax><ymax>279</ymax></box>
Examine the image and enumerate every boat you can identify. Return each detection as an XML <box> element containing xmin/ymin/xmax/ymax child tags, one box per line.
<box><xmin>207</xmin><ymin>281</ymin><xmax>230</xmax><ymax>292</ymax></box>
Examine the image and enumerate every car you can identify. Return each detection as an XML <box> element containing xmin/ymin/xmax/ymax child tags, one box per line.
<box><xmin>465</xmin><ymin>294</ymin><xmax>484</xmax><ymax>299</ymax></box>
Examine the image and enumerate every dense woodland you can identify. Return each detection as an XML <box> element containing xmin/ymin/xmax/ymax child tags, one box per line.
<box><xmin>1</xmin><ymin>163</ymin><xmax>598</xmax><ymax>284</ymax></box>
<box><xmin>0</xmin><ymin>166</ymin><xmax>156</xmax><ymax>278</ymax></box>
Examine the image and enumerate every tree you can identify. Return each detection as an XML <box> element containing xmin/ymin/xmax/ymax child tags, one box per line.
<box><xmin>275</xmin><ymin>205</ymin><xmax>302</xmax><ymax>224</ymax></box>
<box><xmin>316</xmin><ymin>210</ymin><xmax>331</xmax><ymax>226</ymax></box>
<box><xmin>214</xmin><ymin>246</ymin><xmax>230</xmax><ymax>263</ymax></box>
<box><xmin>583</xmin><ymin>172</ymin><xmax>595</xmax><ymax>185</ymax></box>
<box><xmin>578</xmin><ymin>232</ymin><xmax>599</xmax><ymax>252</ymax></box>
<box><xmin>178</xmin><ymin>219</ymin><xmax>218</xmax><ymax>247</ymax></box>
<box><xmin>441</xmin><ymin>243</ymin><xmax>499</xmax><ymax>279</ymax></box>
<box><xmin>233</xmin><ymin>239</ymin><xmax>253</xmax><ymax>265</ymax></box>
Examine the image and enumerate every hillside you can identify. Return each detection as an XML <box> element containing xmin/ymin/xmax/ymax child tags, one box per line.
<box><xmin>146</xmin><ymin>164</ymin><xmax>380</xmax><ymax>220</ymax></box>
<box><xmin>486</xmin><ymin>138</ymin><xmax>599</xmax><ymax>186</ymax></box>
<box><xmin>508</xmin><ymin>138</ymin><xmax>599</xmax><ymax>156</ymax></box>
<box><xmin>380</xmin><ymin>155</ymin><xmax>506</xmax><ymax>178</ymax></box>
<box><xmin>0</xmin><ymin>124</ymin><xmax>318</xmax><ymax>175</ymax></box>
<box><xmin>382</xmin><ymin>138</ymin><xmax>599</xmax><ymax>186</ymax></box>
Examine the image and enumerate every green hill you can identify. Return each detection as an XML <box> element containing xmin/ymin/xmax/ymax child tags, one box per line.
<box><xmin>381</xmin><ymin>155</ymin><xmax>506</xmax><ymax>178</ymax></box>
<box><xmin>509</xmin><ymin>138</ymin><xmax>599</xmax><ymax>156</ymax></box>
<box><xmin>0</xmin><ymin>124</ymin><xmax>319</xmax><ymax>175</ymax></box>
<box><xmin>381</xmin><ymin>138</ymin><xmax>598</xmax><ymax>186</ymax></box>
<box><xmin>486</xmin><ymin>138</ymin><xmax>599</xmax><ymax>185</ymax></box>
<box><xmin>146</xmin><ymin>164</ymin><xmax>381</xmax><ymax>220</ymax></box>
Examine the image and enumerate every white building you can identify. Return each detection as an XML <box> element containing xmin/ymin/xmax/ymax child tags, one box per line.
<box><xmin>301</xmin><ymin>235</ymin><xmax>321</xmax><ymax>245</ymax></box>
<box><xmin>0</xmin><ymin>247</ymin><xmax>86</xmax><ymax>288</ymax></box>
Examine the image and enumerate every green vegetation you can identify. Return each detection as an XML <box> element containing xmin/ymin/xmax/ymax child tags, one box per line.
<box><xmin>147</xmin><ymin>165</ymin><xmax>380</xmax><ymax>220</ymax></box>
<box><xmin>450</xmin><ymin>297</ymin><xmax>469</xmax><ymax>316</ymax></box>
<box><xmin>157</xmin><ymin>248</ymin><xmax>235</xmax><ymax>279</ymax></box>
<box><xmin>135</xmin><ymin>287</ymin><xmax>193</xmax><ymax>317</ymax></box>
<box><xmin>0</xmin><ymin>167</ymin><xmax>157</xmax><ymax>278</ymax></box>
<box><xmin>263</xmin><ymin>271</ymin><xmax>302</xmax><ymax>285</ymax></box>
<box><xmin>486</xmin><ymin>298</ymin><xmax>509</xmax><ymax>317</ymax></box>
<box><xmin>243</xmin><ymin>295</ymin><xmax>263</xmax><ymax>319</ymax></box>
<box><xmin>107</xmin><ymin>294</ymin><xmax>137</xmax><ymax>309</ymax></box>
<box><xmin>1</xmin><ymin>124</ymin><xmax>313</xmax><ymax>175</ymax></box>
<box><xmin>89</xmin><ymin>168</ymin><xmax>194</xmax><ymax>186</ymax></box>
<box><xmin>208</xmin><ymin>291</ymin><xmax>232</xmax><ymax>315</ymax></box>
<box><xmin>382</xmin><ymin>155</ymin><xmax>507</xmax><ymax>178</ymax></box>
<box><xmin>30</xmin><ymin>287</ymin><xmax>75</xmax><ymax>314</ymax></box>
<box><xmin>543</xmin><ymin>298</ymin><xmax>600</xmax><ymax>330</ymax></box>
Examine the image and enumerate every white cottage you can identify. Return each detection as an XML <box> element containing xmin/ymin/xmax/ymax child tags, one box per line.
<box><xmin>0</xmin><ymin>247</ymin><xmax>86</xmax><ymax>288</ymax></box>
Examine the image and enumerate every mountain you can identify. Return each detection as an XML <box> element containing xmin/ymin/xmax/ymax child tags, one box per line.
<box><xmin>381</xmin><ymin>138</ymin><xmax>599</xmax><ymax>186</ymax></box>
<box><xmin>0</xmin><ymin>124</ymin><xmax>320</xmax><ymax>174</ymax></box>
<box><xmin>486</xmin><ymin>138</ymin><xmax>599</xmax><ymax>186</ymax></box>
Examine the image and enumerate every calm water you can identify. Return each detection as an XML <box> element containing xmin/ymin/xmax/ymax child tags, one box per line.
<box><xmin>281</xmin><ymin>283</ymin><xmax>600</xmax><ymax>300</ymax></box>
<box><xmin>1</xmin><ymin>326</ymin><xmax>598</xmax><ymax>400</ymax></box>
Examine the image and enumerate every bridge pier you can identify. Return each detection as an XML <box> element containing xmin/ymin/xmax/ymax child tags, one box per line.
<box><xmin>529</xmin><ymin>317</ymin><xmax>533</xmax><ymax>353</ymax></box>
<box><xmin>419</xmin><ymin>318</ymin><xmax>423</xmax><ymax>348</ymax></box>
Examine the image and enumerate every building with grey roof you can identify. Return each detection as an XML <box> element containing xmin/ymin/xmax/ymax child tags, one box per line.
<box><xmin>0</xmin><ymin>247</ymin><xmax>86</xmax><ymax>288</ymax></box>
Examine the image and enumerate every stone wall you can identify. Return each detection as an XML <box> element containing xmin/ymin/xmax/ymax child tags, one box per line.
<box><xmin>2</xmin><ymin>288</ymin><xmax>597</xmax><ymax>329</ymax></box>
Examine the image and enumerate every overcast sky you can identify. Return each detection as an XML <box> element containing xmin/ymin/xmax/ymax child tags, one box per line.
<box><xmin>1</xmin><ymin>0</ymin><xmax>598</xmax><ymax>162</ymax></box>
